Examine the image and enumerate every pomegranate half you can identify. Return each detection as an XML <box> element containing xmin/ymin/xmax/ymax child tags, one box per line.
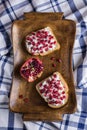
<box><xmin>20</xmin><ymin>58</ymin><xmax>44</xmax><ymax>82</ymax></box>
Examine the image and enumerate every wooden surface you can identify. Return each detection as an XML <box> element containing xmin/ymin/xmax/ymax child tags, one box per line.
<box><xmin>23</xmin><ymin>112</ymin><xmax>63</xmax><ymax>121</ymax></box>
<box><xmin>24</xmin><ymin>12</ymin><xmax>63</xmax><ymax>20</ymax></box>
<box><xmin>9</xmin><ymin>13</ymin><xmax>77</xmax><ymax>121</ymax></box>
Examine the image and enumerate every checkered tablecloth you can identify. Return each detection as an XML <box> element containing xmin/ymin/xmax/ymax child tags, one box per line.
<box><xmin>0</xmin><ymin>0</ymin><xmax>87</xmax><ymax>130</ymax></box>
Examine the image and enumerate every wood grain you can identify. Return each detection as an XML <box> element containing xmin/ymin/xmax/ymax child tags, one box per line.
<box><xmin>9</xmin><ymin>13</ymin><xmax>77</xmax><ymax>121</ymax></box>
<box><xmin>24</xmin><ymin>12</ymin><xmax>64</xmax><ymax>20</ymax></box>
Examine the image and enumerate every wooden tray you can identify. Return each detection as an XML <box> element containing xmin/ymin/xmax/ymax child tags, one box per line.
<box><xmin>24</xmin><ymin>12</ymin><xmax>63</xmax><ymax>20</ymax></box>
<box><xmin>10</xmin><ymin>15</ymin><xmax>77</xmax><ymax>121</ymax></box>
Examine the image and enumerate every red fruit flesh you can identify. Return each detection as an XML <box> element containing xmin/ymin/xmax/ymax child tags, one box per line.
<box><xmin>20</xmin><ymin>58</ymin><xmax>44</xmax><ymax>82</ymax></box>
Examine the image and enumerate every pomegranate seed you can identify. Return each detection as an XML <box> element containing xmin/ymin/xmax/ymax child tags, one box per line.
<box><xmin>56</xmin><ymin>58</ymin><xmax>62</xmax><ymax>63</ymax></box>
<box><xmin>51</xmin><ymin>36</ymin><xmax>53</xmax><ymax>39</ymax></box>
<box><xmin>26</xmin><ymin>37</ymin><xmax>30</xmax><ymax>40</ymax></box>
<box><xmin>49</xmin><ymin>101</ymin><xmax>54</xmax><ymax>104</ymax></box>
<box><xmin>35</xmin><ymin>43</ymin><xmax>38</xmax><ymax>47</ymax></box>
<box><xmin>52</xmin><ymin>63</ymin><xmax>56</xmax><ymax>67</ymax></box>
<box><xmin>62</xmin><ymin>91</ymin><xmax>65</xmax><ymax>94</ymax></box>
<box><xmin>47</xmin><ymin>79</ymin><xmax>51</xmax><ymax>84</ymax></box>
<box><xmin>50</xmin><ymin>42</ymin><xmax>53</xmax><ymax>45</ymax></box>
<box><xmin>58</xmin><ymin>87</ymin><xmax>62</xmax><ymax>90</ymax></box>
<box><xmin>51</xmin><ymin>78</ymin><xmax>54</xmax><ymax>81</ymax></box>
<box><xmin>53</xmin><ymin>95</ymin><xmax>58</xmax><ymax>98</ymax></box>
<box><xmin>40</xmin><ymin>89</ymin><xmax>45</xmax><ymax>93</ymax></box>
<box><xmin>37</xmin><ymin>41</ymin><xmax>40</xmax><ymax>45</ymax></box>
<box><xmin>49</xmin><ymin>35</ymin><xmax>53</xmax><ymax>39</ymax></box>
<box><xmin>32</xmin><ymin>32</ymin><xmax>35</xmax><ymax>35</ymax></box>
<box><xmin>39</xmin><ymin>83</ymin><xmax>42</xmax><ymax>87</ymax></box>
<box><xmin>37</xmin><ymin>31</ymin><xmax>40</xmax><ymax>33</ymax></box>
<box><xmin>40</xmin><ymin>50</ymin><xmax>43</xmax><ymax>54</ymax></box>
<box><xmin>56</xmin><ymin>101</ymin><xmax>61</xmax><ymax>104</ymax></box>
<box><xmin>46</xmin><ymin>88</ymin><xmax>52</xmax><ymax>93</ymax></box>
<box><xmin>28</xmin><ymin>42</ymin><xmax>31</xmax><ymax>45</ymax></box>
<box><xmin>49</xmin><ymin>45</ymin><xmax>52</xmax><ymax>48</ymax></box>
<box><xmin>57</xmin><ymin>80</ymin><xmax>60</xmax><ymax>82</ymax></box>
<box><xmin>57</xmin><ymin>82</ymin><xmax>60</xmax><ymax>86</ymax></box>
<box><xmin>44</xmin><ymin>45</ymin><xmax>48</xmax><ymax>49</ymax></box>
<box><xmin>49</xmin><ymin>95</ymin><xmax>52</xmax><ymax>100</ymax></box>
<box><xmin>32</xmin><ymin>42</ymin><xmax>35</xmax><ymax>45</ymax></box>
<box><xmin>45</xmin><ymin>89</ymin><xmax>50</xmax><ymax>94</ymax></box>
<box><xmin>32</xmin><ymin>36</ymin><xmax>35</xmax><ymax>39</ymax></box>
<box><xmin>36</xmin><ymin>32</ymin><xmax>40</xmax><ymax>37</ymax></box>
<box><xmin>42</xmin><ymin>41</ymin><xmax>46</xmax><ymax>45</ymax></box>
<box><xmin>44</xmin><ymin>40</ymin><xmax>47</xmax><ymax>42</ymax></box>
<box><xmin>44</xmin><ymin>85</ymin><xmax>47</xmax><ymax>88</ymax></box>
<box><xmin>60</xmin><ymin>97</ymin><xmax>63</xmax><ymax>100</ymax></box>
<box><xmin>53</xmin><ymin>41</ymin><xmax>56</xmax><ymax>44</ymax></box>
<box><xmin>63</xmin><ymin>86</ymin><xmax>66</xmax><ymax>88</ymax></box>
<box><xmin>23</xmin><ymin>98</ymin><xmax>29</xmax><ymax>103</ymax></box>
<box><xmin>50</xmin><ymin>57</ymin><xmax>55</xmax><ymax>60</ymax></box>
<box><xmin>45</xmin><ymin>48</ymin><xmax>48</xmax><ymax>51</ymax></box>
<box><xmin>22</xmin><ymin>66</ymin><xmax>27</xmax><ymax>69</ymax></box>
<box><xmin>27</xmin><ymin>37</ymin><xmax>32</xmax><ymax>42</ymax></box>
<box><xmin>31</xmin><ymin>52</ymin><xmax>35</xmax><ymax>55</ymax></box>
<box><xmin>53</xmin><ymin>74</ymin><xmax>57</xmax><ymax>78</ymax></box>
<box><xmin>42</xmin><ymin>31</ymin><xmax>45</xmax><ymax>33</ymax></box>
<box><xmin>44</xmin><ymin>44</ymin><xmax>48</xmax><ymax>47</ymax></box>
<box><xmin>58</xmin><ymin>93</ymin><xmax>60</xmax><ymax>96</ymax></box>
<box><xmin>33</xmin><ymin>48</ymin><xmax>37</xmax><ymax>51</ymax></box>
<box><xmin>19</xmin><ymin>94</ymin><xmax>23</xmax><ymax>99</ymax></box>
<box><xmin>63</xmin><ymin>95</ymin><xmax>66</xmax><ymax>99</ymax></box>
<box><xmin>53</xmin><ymin>89</ymin><xmax>57</xmax><ymax>93</ymax></box>
<box><xmin>39</xmin><ymin>47</ymin><xmax>42</xmax><ymax>50</ymax></box>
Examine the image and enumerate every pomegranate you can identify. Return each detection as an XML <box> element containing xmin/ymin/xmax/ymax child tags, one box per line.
<box><xmin>20</xmin><ymin>58</ymin><xmax>44</xmax><ymax>82</ymax></box>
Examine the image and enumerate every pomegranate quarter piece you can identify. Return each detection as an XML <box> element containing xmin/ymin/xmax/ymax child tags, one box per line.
<box><xmin>20</xmin><ymin>58</ymin><xmax>44</xmax><ymax>82</ymax></box>
<box><xmin>36</xmin><ymin>72</ymin><xmax>69</xmax><ymax>109</ymax></box>
<box><xmin>25</xmin><ymin>27</ymin><xmax>60</xmax><ymax>56</ymax></box>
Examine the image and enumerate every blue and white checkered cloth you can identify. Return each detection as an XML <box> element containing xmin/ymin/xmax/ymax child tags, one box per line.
<box><xmin>0</xmin><ymin>0</ymin><xmax>87</xmax><ymax>130</ymax></box>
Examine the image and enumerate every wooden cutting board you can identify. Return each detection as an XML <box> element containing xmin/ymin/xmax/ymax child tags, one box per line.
<box><xmin>9</xmin><ymin>13</ymin><xmax>77</xmax><ymax>121</ymax></box>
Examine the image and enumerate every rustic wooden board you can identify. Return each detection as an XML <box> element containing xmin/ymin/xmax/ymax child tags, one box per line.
<box><xmin>9</xmin><ymin>14</ymin><xmax>77</xmax><ymax>121</ymax></box>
